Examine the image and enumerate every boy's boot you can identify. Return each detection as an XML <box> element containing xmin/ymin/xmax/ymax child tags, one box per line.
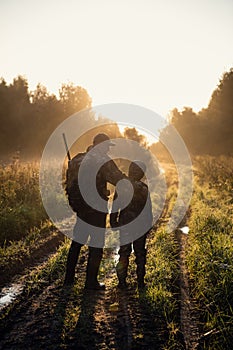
<box><xmin>136</xmin><ymin>255</ymin><xmax>146</xmax><ymax>289</ymax></box>
<box><xmin>116</xmin><ymin>256</ymin><xmax>129</xmax><ymax>289</ymax></box>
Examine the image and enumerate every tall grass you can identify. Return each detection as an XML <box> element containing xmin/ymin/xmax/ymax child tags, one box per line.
<box><xmin>194</xmin><ymin>155</ymin><xmax>233</xmax><ymax>193</ymax></box>
<box><xmin>0</xmin><ymin>160</ymin><xmax>47</xmax><ymax>245</ymax></box>
<box><xmin>145</xmin><ymin>227</ymin><xmax>181</xmax><ymax>348</ymax></box>
<box><xmin>186</xmin><ymin>157</ymin><xmax>233</xmax><ymax>349</ymax></box>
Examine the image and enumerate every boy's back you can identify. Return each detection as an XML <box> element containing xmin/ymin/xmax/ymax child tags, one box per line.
<box><xmin>119</xmin><ymin>179</ymin><xmax>152</xmax><ymax>226</ymax></box>
<box><xmin>110</xmin><ymin>160</ymin><xmax>153</xmax><ymax>232</ymax></box>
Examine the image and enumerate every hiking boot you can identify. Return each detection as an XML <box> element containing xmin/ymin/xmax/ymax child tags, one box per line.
<box><xmin>63</xmin><ymin>241</ymin><xmax>82</xmax><ymax>286</ymax></box>
<box><xmin>85</xmin><ymin>248</ymin><xmax>104</xmax><ymax>291</ymax></box>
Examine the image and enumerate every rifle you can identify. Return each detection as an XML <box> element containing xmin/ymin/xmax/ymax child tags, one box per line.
<box><xmin>62</xmin><ymin>133</ymin><xmax>71</xmax><ymax>161</ymax></box>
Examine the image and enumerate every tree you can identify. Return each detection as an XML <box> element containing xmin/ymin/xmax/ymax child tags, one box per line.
<box><xmin>203</xmin><ymin>68</ymin><xmax>233</xmax><ymax>154</ymax></box>
<box><xmin>168</xmin><ymin>107</ymin><xmax>202</xmax><ymax>154</ymax></box>
<box><xmin>162</xmin><ymin>67</ymin><xmax>233</xmax><ymax>156</ymax></box>
<box><xmin>208</xmin><ymin>68</ymin><xmax>233</xmax><ymax>120</ymax></box>
<box><xmin>0</xmin><ymin>77</ymin><xmax>93</xmax><ymax>159</ymax></box>
<box><xmin>123</xmin><ymin>127</ymin><xmax>147</xmax><ymax>147</ymax></box>
<box><xmin>59</xmin><ymin>83</ymin><xmax>92</xmax><ymax>116</ymax></box>
<box><xmin>0</xmin><ymin>76</ymin><xmax>31</xmax><ymax>156</ymax></box>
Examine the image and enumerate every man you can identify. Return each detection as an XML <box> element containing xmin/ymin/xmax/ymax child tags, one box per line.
<box><xmin>64</xmin><ymin>133</ymin><xmax>125</xmax><ymax>290</ymax></box>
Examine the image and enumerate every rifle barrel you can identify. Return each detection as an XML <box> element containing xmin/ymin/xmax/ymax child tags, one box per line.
<box><xmin>62</xmin><ymin>133</ymin><xmax>71</xmax><ymax>161</ymax></box>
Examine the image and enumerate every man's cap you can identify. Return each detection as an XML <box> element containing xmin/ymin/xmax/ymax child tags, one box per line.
<box><xmin>93</xmin><ymin>133</ymin><xmax>115</xmax><ymax>146</ymax></box>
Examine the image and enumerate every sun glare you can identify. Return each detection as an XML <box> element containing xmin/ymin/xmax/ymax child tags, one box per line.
<box><xmin>117</xmin><ymin>124</ymin><xmax>158</xmax><ymax>146</ymax></box>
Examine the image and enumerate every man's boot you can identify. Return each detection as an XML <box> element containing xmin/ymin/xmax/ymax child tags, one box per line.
<box><xmin>64</xmin><ymin>241</ymin><xmax>82</xmax><ymax>285</ymax></box>
<box><xmin>116</xmin><ymin>256</ymin><xmax>129</xmax><ymax>289</ymax></box>
<box><xmin>85</xmin><ymin>247</ymin><xmax>105</xmax><ymax>290</ymax></box>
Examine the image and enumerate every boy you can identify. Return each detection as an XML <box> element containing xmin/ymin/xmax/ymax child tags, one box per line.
<box><xmin>110</xmin><ymin>160</ymin><xmax>153</xmax><ymax>289</ymax></box>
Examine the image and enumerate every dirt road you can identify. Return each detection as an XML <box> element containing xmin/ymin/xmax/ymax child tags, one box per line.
<box><xmin>0</xmin><ymin>248</ymin><xmax>168</xmax><ymax>350</ymax></box>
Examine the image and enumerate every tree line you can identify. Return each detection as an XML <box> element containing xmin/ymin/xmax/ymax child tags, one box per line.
<box><xmin>0</xmin><ymin>76</ymin><xmax>93</xmax><ymax>160</ymax></box>
<box><xmin>0</xmin><ymin>68</ymin><xmax>232</xmax><ymax>161</ymax></box>
<box><xmin>156</xmin><ymin>67</ymin><xmax>233</xmax><ymax>157</ymax></box>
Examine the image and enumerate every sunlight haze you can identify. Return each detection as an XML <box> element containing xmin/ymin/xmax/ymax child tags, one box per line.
<box><xmin>1</xmin><ymin>0</ymin><xmax>233</xmax><ymax>117</ymax></box>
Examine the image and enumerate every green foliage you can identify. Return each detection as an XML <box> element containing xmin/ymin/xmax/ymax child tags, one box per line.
<box><xmin>0</xmin><ymin>161</ymin><xmax>47</xmax><ymax>245</ymax></box>
<box><xmin>194</xmin><ymin>155</ymin><xmax>233</xmax><ymax>193</ymax></box>
<box><xmin>165</xmin><ymin>67</ymin><xmax>233</xmax><ymax>156</ymax></box>
<box><xmin>0</xmin><ymin>221</ymin><xmax>57</xmax><ymax>274</ymax></box>
<box><xmin>186</xmin><ymin>170</ymin><xmax>233</xmax><ymax>349</ymax></box>
<box><xmin>146</xmin><ymin>231</ymin><xmax>177</xmax><ymax>307</ymax></box>
<box><xmin>0</xmin><ymin>76</ymin><xmax>92</xmax><ymax>159</ymax></box>
<box><xmin>32</xmin><ymin>240</ymin><xmax>69</xmax><ymax>285</ymax></box>
<box><xmin>143</xmin><ymin>227</ymin><xmax>181</xmax><ymax>348</ymax></box>
<box><xmin>59</xmin><ymin>82</ymin><xmax>92</xmax><ymax>115</ymax></box>
<box><xmin>123</xmin><ymin>126</ymin><xmax>148</xmax><ymax>147</ymax></box>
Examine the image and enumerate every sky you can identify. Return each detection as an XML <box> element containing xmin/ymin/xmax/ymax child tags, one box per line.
<box><xmin>1</xmin><ymin>0</ymin><xmax>233</xmax><ymax>119</ymax></box>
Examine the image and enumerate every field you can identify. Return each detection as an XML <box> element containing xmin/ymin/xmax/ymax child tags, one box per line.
<box><xmin>0</xmin><ymin>156</ymin><xmax>232</xmax><ymax>349</ymax></box>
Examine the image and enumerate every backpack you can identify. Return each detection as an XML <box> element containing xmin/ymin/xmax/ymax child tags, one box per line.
<box><xmin>65</xmin><ymin>152</ymin><xmax>86</xmax><ymax>212</ymax></box>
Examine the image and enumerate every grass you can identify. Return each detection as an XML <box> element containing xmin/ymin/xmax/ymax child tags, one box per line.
<box><xmin>185</xmin><ymin>157</ymin><xmax>233</xmax><ymax>349</ymax></box>
<box><xmin>0</xmin><ymin>220</ymin><xmax>64</xmax><ymax>287</ymax></box>
<box><xmin>137</xmin><ymin>172</ymin><xmax>182</xmax><ymax>349</ymax></box>
<box><xmin>0</xmin><ymin>160</ymin><xmax>47</xmax><ymax>245</ymax></box>
<box><xmin>194</xmin><ymin>155</ymin><xmax>233</xmax><ymax>193</ymax></box>
<box><xmin>25</xmin><ymin>238</ymin><xmax>70</xmax><ymax>291</ymax></box>
<box><xmin>142</xmin><ymin>227</ymin><xmax>181</xmax><ymax>349</ymax></box>
<box><xmin>2</xmin><ymin>156</ymin><xmax>232</xmax><ymax>348</ymax></box>
<box><xmin>0</xmin><ymin>159</ymin><xmax>68</xmax><ymax>287</ymax></box>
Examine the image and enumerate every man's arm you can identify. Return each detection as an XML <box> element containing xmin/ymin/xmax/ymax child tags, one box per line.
<box><xmin>104</xmin><ymin>159</ymin><xmax>126</xmax><ymax>228</ymax></box>
<box><xmin>104</xmin><ymin>159</ymin><xmax>126</xmax><ymax>185</ymax></box>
